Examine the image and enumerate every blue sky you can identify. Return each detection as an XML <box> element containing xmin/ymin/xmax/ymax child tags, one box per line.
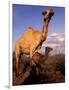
<box><xmin>13</xmin><ymin>4</ymin><xmax>65</xmax><ymax>45</ymax></box>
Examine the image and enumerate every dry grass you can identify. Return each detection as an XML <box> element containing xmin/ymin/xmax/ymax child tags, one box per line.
<box><xmin>13</xmin><ymin>52</ymin><xmax>65</xmax><ymax>85</ymax></box>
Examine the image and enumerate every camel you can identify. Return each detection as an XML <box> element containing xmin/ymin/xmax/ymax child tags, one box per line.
<box><xmin>32</xmin><ymin>46</ymin><xmax>53</xmax><ymax>64</ymax></box>
<box><xmin>14</xmin><ymin>9</ymin><xmax>54</xmax><ymax>74</ymax></box>
<box><xmin>45</xmin><ymin>47</ymin><xmax>53</xmax><ymax>57</ymax></box>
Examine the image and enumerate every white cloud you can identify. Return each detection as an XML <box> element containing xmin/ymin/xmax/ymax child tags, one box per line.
<box><xmin>42</xmin><ymin>33</ymin><xmax>65</xmax><ymax>55</ymax></box>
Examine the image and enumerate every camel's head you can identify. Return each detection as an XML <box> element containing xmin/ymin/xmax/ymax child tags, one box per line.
<box><xmin>45</xmin><ymin>47</ymin><xmax>53</xmax><ymax>55</ymax></box>
<box><xmin>42</xmin><ymin>9</ymin><xmax>54</xmax><ymax>22</ymax></box>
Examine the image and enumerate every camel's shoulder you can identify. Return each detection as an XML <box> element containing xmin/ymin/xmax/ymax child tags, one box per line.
<box><xmin>27</xmin><ymin>28</ymin><xmax>42</xmax><ymax>39</ymax></box>
<box><xmin>33</xmin><ymin>29</ymin><xmax>42</xmax><ymax>34</ymax></box>
<box><xmin>33</xmin><ymin>29</ymin><xmax>42</xmax><ymax>37</ymax></box>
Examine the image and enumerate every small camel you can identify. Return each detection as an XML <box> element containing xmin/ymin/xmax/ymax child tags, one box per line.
<box><xmin>32</xmin><ymin>47</ymin><xmax>53</xmax><ymax>64</ymax></box>
<box><xmin>14</xmin><ymin>9</ymin><xmax>54</xmax><ymax>74</ymax></box>
<box><xmin>45</xmin><ymin>47</ymin><xmax>53</xmax><ymax>57</ymax></box>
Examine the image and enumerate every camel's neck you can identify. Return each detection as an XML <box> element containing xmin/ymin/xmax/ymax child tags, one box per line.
<box><xmin>42</xmin><ymin>21</ymin><xmax>49</xmax><ymax>40</ymax></box>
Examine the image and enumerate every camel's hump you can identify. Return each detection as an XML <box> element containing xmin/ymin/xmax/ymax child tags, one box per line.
<box><xmin>23</xmin><ymin>27</ymin><xmax>41</xmax><ymax>35</ymax></box>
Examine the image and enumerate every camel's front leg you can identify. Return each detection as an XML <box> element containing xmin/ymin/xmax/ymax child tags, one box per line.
<box><xmin>15</xmin><ymin>52</ymin><xmax>19</xmax><ymax>73</ymax></box>
<box><xmin>30</xmin><ymin>46</ymin><xmax>36</xmax><ymax>66</ymax></box>
<box><xmin>15</xmin><ymin>43</ymin><xmax>20</xmax><ymax>76</ymax></box>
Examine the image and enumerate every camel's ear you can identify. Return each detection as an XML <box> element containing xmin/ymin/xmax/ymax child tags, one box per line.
<box><xmin>51</xmin><ymin>12</ymin><xmax>54</xmax><ymax>16</ymax></box>
<box><xmin>42</xmin><ymin>11</ymin><xmax>45</xmax><ymax>15</ymax></box>
<box><xmin>42</xmin><ymin>11</ymin><xmax>47</xmax><ymax>15</ymax></box>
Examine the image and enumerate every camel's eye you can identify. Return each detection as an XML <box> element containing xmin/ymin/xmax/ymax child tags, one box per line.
<box><xmin>42</xmin><ymin>11</ymin><xmax>47</xmax><ymax>15</ymax></box>
<box><xmin>45</xmin><ymin>11</ymin><xmax>47</xmax><ymax>14</ymax></box>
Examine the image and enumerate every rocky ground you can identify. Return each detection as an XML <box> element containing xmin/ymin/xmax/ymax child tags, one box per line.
<box><xmin>13</xmin><ymin>52</ymin><xmax>65</xmax><ymax>86</ymax></box>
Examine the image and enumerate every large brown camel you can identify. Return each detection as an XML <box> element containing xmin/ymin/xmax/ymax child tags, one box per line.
<box><xmin>14</xmin><ymin>9</ymin><xmax>54</xmax><ymax>74</ymax></box>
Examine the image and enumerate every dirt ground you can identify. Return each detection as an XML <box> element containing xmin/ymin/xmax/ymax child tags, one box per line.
<box><xmin>13</xmin><ymin>52</ymin><xmax>65</xmax><ymax>86</ymax></box>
